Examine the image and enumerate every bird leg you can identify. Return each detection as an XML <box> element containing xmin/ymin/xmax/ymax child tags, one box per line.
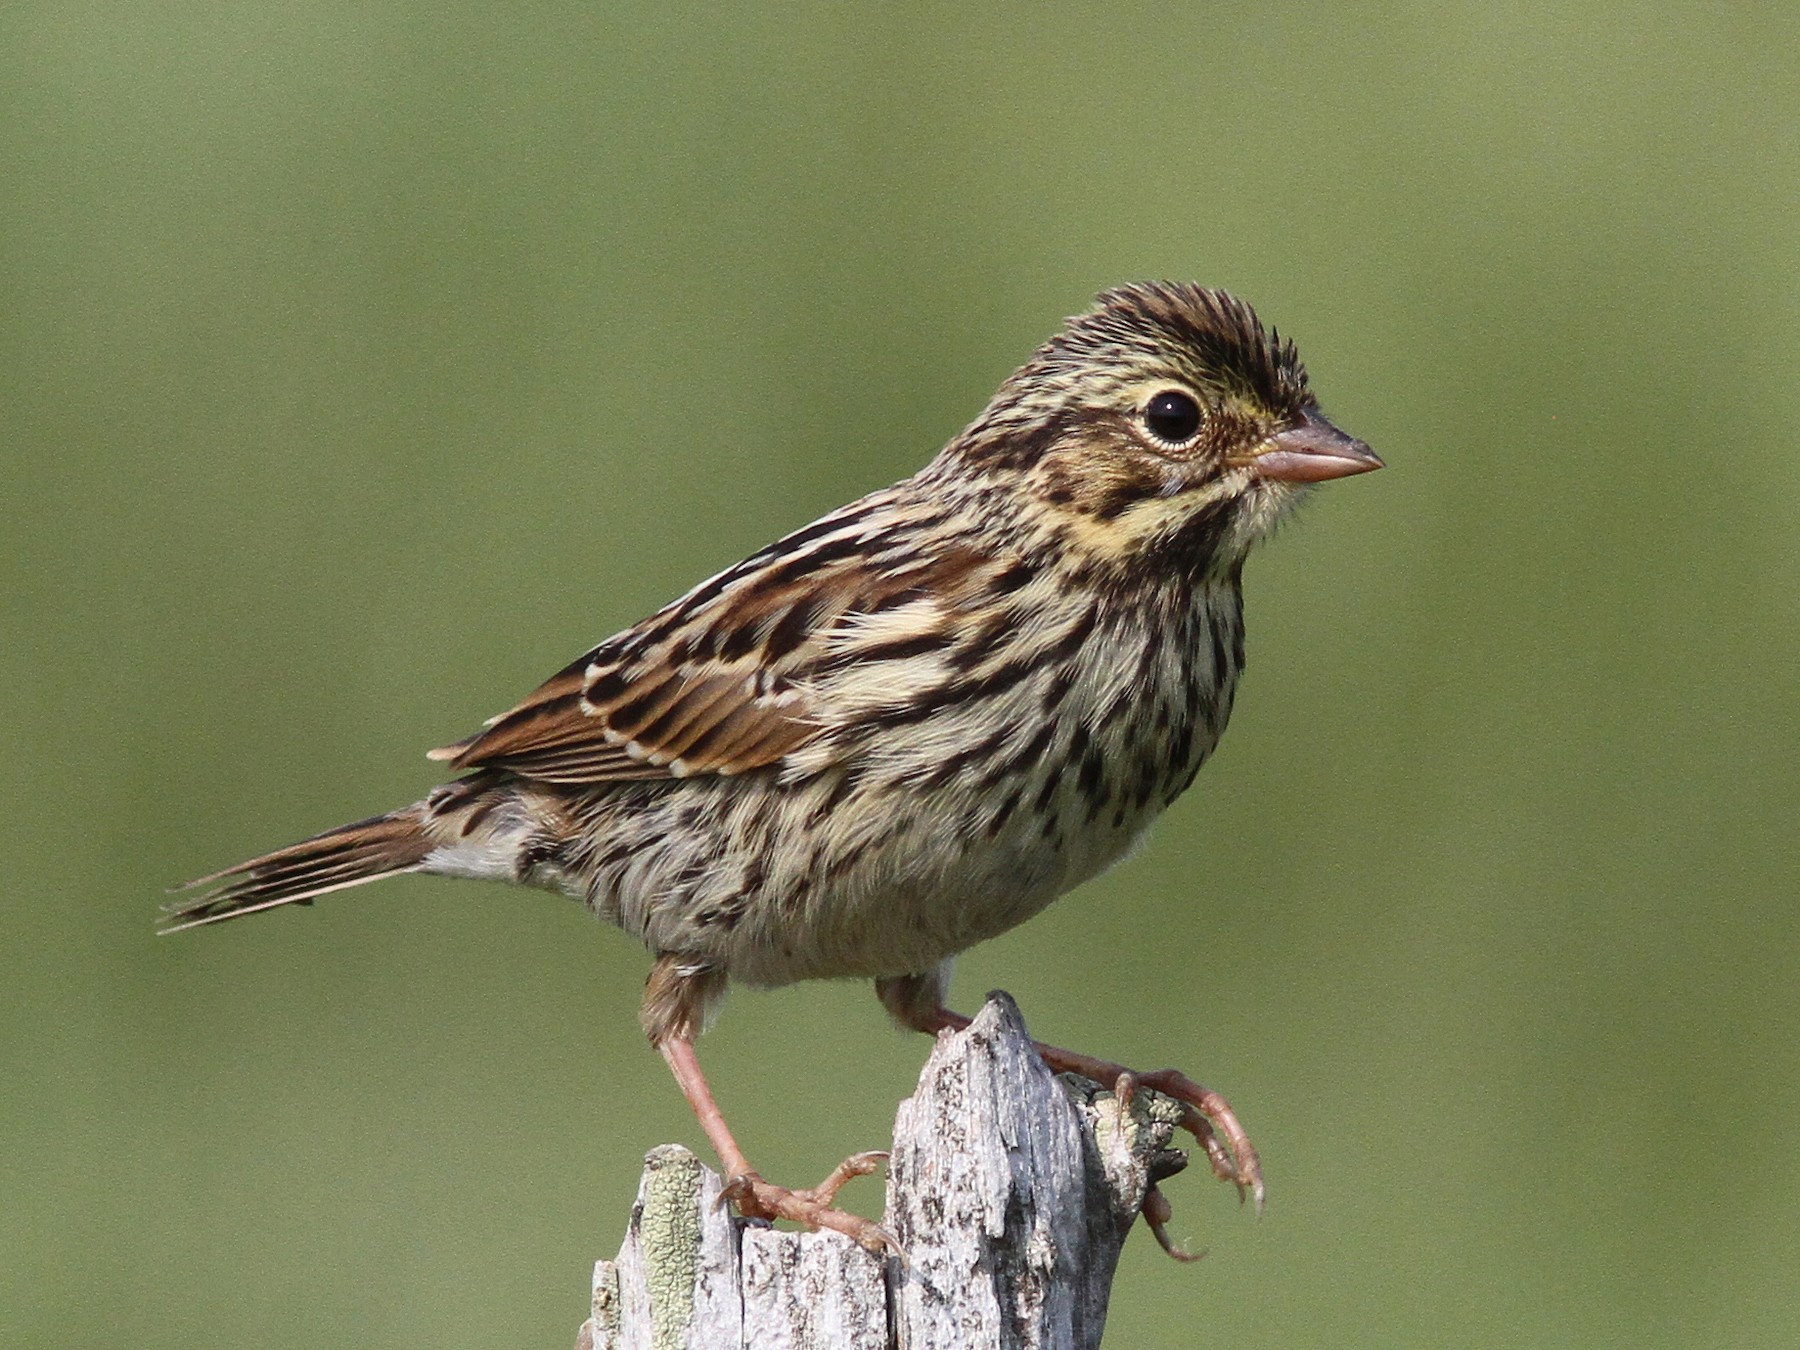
<box><xmin>646</xmin><ymin>957</ymin><xmax>893</xmax><ymax>1251</ymax></box>
<box><xmin>655</xmin><ymin>1037</ymin><xmax>892</xmax><ymax>1249</ymax></box>
<box><xmin>875</xmin><ymin>974</ymin><xmax>1263</xmax><ymax>1256</ymax></box>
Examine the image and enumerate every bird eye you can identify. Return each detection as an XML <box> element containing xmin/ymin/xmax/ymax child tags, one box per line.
<box><xmin>1143</xmin><ymin>390</ymin><xmax>1202</xmax><ymax>446</ymax></box>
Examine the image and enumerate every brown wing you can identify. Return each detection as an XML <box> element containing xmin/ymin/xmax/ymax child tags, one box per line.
<box><xmin>428</xmin><ymin>492</ymin><xmax>989</xmax><ymax>785</ymax></box>
<box><xmin>428</xmin><ymin>648</ymin><xmax>813</xmax><ymax>783</ymax></box>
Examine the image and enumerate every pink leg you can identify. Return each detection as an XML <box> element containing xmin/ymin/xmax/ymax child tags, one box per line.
<box><xmin>657</xmin><ymin>1035</ymin><xmax>892</xmax><ymax>1251</ymax></box>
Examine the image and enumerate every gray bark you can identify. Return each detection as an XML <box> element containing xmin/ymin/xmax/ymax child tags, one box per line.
<box><xmin>576</xmin><ymin>992</ymin><xmax>1186</xmax><ymax>1350</ymax></box>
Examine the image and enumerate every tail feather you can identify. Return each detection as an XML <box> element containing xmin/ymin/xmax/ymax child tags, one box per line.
<box><xmin>162</xmin><ymin>809</ymin><xmax>434</xmax><ymax>933</ymax></box>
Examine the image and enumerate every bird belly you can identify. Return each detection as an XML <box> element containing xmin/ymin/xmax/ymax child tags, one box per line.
<box><xmin>561</xmin><ymin>757</ymin><xmax>1180</xmax><ymax>990</ymax></box>
<box><xmin>718</xmin><ymin>804</ymin><xmax>1150</xmax><ymax>987</ymax></box>
<box><xmin>561</xmin><ymin>589</ymin><xmax>1236</xmax><ymax>987</ymax></box>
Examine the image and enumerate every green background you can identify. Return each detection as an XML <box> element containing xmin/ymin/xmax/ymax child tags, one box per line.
<box><xmin>6</xmin><ymin>4</ymin><xmax>1797</xmax><ymax>1346</ymax></box>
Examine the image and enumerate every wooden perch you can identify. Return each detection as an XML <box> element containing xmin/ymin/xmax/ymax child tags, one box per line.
<box><xmin>575</xmin><ymin>992</ymin><xmax>1191</xmax><ymax>1349</ymax></box>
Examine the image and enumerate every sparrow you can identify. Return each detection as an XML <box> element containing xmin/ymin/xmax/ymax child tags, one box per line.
<box><xmin>169</xmin><ymin>282</ymin><xmax>1381</xmax><ymax>1253</ymax></box>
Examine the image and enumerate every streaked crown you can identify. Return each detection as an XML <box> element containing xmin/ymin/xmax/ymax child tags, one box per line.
<box><xmin>931</xmin><ymin>283</ymin><xmax>1374</xmax><ymax>577</ymax></box>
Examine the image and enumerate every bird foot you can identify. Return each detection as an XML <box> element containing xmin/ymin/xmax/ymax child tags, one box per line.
<box><xmin>719</xmin><ymin>1151</ymin><xmax>898</xmax><ymax>1253</ymax></box>
<box><xmin>898</xmin><ymin>1002</ymin><xmax>1263</xmax><ymax>1259</ymax></box>
<box><xmin>1048</xmin><ymin>1055</ymin><xmax>1260</xmax><ymax>1262</ymax></box>
<box><xmin>1108</xmin><ymin>1066</ymin><xmax>1263</xmax><ymax>1211</ymax></box>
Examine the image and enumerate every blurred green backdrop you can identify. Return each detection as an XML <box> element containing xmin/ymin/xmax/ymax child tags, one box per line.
<box><xmin>5</xmin><ymin>3</ymin><xmax>1797</xmax><ymax>1347</ymax></box>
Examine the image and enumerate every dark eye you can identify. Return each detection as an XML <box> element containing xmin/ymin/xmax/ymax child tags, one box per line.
<box><xmin>1144</xmin><ymin>390</ymin><xmax>1202</xmax><ymax>445</ymax></box>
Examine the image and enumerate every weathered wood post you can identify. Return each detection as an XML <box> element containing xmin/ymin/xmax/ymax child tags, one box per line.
<box><xmin>575</xmin><ymin>992</ymin><xmax>1190</xmax><ymax>1349</ymax></box>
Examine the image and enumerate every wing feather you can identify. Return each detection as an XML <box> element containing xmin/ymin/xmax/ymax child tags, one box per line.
<box><xmin>427</xmin><ymin>491</ymin><xmax>995</xmax><ymax>786</ymax></box>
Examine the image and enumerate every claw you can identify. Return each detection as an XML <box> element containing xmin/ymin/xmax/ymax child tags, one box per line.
<box><xmin>1113</xmin><ymin>1071</ymin><xmax>1138</xmax><ymax>1110</ymax></box>
<box><xmin>1033</xmin><ymin>1048</ymin><xmax>1263</xmax><ymax>1256</ymax></box>
<box><xmin>1137</xmin><ymin>1072</ymin><xmax>1263</xmax><ymax>1214</ymax></box>
<box><xmin>715</xmin><ymin>1154</ymin><xmax>899</xmax><ymax>1255</ymax></box>
<box><xmin>657</xmin><ymin>1036</ymin><xmax>897</xmax><ymax>1253</ymax></box>
<box><xmin>1034</xmin><ymin>1051</ymin><xmax>1264</xmax><ymax>1218</ymax></box>
<box><xmin>1142</xmin><ymin>1183</ymin><xmax>1206</xmax><ymax>1263</ymax></box>
<box><xmin>892</xmin><ymin>1003</ymin><xmax>1264</xmax><ymax>1261</ymax></box>
<box><xmin>717</xmin><ymin>1171</ymin><xmax>763</xmax><ymax>1213</ymax></box>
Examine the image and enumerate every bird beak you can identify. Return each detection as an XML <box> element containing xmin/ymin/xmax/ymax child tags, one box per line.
<box><xmin>1239</xmin><ymin>411</ymin><xmax>1383</xmax><ymax>483</ymax></box>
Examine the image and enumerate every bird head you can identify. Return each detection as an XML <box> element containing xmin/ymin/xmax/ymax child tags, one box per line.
<box><xmin>942</xmin><ymin>282</ymin><xmax>1381</xmax><ymax>578</ymax></box>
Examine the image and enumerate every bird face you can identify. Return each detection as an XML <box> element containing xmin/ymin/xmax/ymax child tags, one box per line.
<box><xmin>947</xmin><ymin>282</ymin><xmax>1380</xmax><ymax>576</ymax></box>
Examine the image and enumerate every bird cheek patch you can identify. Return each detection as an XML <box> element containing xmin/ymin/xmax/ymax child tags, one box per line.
<box><xmin>1030</xmin><ymin>446</ymin><xmax>1168</xmax><ymax>526</ymax></box>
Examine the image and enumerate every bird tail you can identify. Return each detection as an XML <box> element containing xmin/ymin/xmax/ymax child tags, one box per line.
<box><xmin>162</xmin><ymin>808</ymin><xmax>435</xmax><ymax>933</ymax></box>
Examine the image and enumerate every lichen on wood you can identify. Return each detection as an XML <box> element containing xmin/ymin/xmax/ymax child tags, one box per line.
<box><xmin>576</xmin><ymin>992</ymin><xmax>1188</xmax><ymax>1350</ymax></box>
